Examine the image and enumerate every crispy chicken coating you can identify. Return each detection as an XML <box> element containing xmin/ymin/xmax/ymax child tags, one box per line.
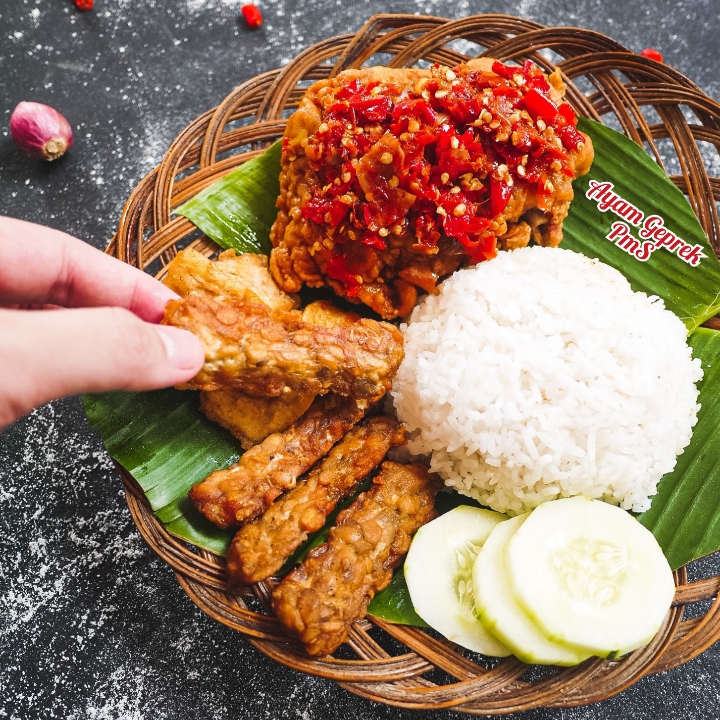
<box><xmin>163</xmin><ymin>295</ymin><xmax>404</xmax><ymax>398</ymax></box>
<box><xmin>271</xmin><ymin>462</ymin><xmax>442</xmax><ymax>656</ymax></box>
<box><xmin>199</xmin><ymin>388</ymin><xmax>316</xmax><ymax>450</ymax></box>
<box><xmin>227</xmin><ymin>416</ymin><xmax>406</xmax><ymax>584</ymax></box>
<box><xmin>270</xmin><ymin>60</ymin><xmax>593</xmax><ymax>318</ymax></box>
<box><xmin>189</xmin><ymin>394</ymin><xmax>367</xmax><ymax>528</ymax></box>
<box><xmin>164</xmin><ymin>247</ymin><xmax>299</xmax><ymax>313</ymax></box>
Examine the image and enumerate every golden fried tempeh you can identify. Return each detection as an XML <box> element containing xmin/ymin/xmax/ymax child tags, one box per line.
<box><xmin>201</xmin><ymin>302</ymin><xmax>361</xmax><ymax>448</ymax></box>
<box><xmin>163</xmin><ymin>295</ymin><xmax>404</xmax><ymax>399</ymax></box>
<box><xmin>271</xmin><ymin>462</ymin><xmax>441</xmax><ymax>656</ymax></box>
<box><xmin>189</xmin><ymin>394</ymin><xmax>367</xmax><ymax>528</ymax></box>
<box><xmin>164</xmin><ymin>247</ymin><xmax>310</xmax><ymax>445</ymax></box>
<box><xmin>199</xmin><ymin>388</ymin><xmax>315</xmax><ymax>450</ymax></box>
<box><xmin>163</xmin><ymin>247</ymin><xmax>299</xmax><ymax>313</ymax></box>
<box><xmin>226</xmin><ymin>416</ymin><xmax>406</xmax><ymax>584</ymax></box>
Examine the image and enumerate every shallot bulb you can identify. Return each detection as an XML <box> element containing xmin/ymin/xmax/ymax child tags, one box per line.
<box><xmin>9</xmin><ymin>101</ymin><xmax>73</xmax><ymax>161</ymax></box>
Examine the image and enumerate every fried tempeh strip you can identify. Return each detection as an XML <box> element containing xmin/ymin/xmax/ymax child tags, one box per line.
<box><xmin>163</xmin><ymin>295</ymin><xmax>404</xmax><ymax>399</ymax></box>
<box><xmin>271</xmin><ymin>462</ymin><xmax>441</xmax><ymax>656</ymax></box>
<box><xmin>163</xmin><ymin>248</ymin><xmax>312</xmax><ymax>445</ymax></box>
<box><xmin>189</xmin><ymin>394</ymin><xmax>367</xmax><ymax>528</ymax></box>
<box><xmin>227</xmin><ymin>416</ymin><xmax>406</xmax><ymax>584</ymax></box>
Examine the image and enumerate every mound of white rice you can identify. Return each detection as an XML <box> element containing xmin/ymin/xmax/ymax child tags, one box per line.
<box><xmin>391</xmin><ymin>246</ymin><xmax>702</xmax><ymax>515</ymax></box>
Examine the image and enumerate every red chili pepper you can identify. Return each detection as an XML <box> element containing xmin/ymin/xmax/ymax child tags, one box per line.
<box><xmin>241</xmin><ymin>4</ymin><xmax>263</xmax><ymax>29</ymax></box>
<box><xmin>640</xmin><ymin>47</ymin><xmax>663</xmax><ymax>62</ymax></box>
<box><xmin>491</xmin><ymin>60</ymin><xmax>516</xmax><ymax>79</ymax></box>
<box><xmin>492</xmin><ymin>84</ymin><xmax>521</xmax><ymax>98</ymax></box>
<box><xmin>362</xmin><ymin>232</ymin><xmax>387</xmax><ymax>250</ymax></box>
<box><xmin>557</xmin><ymin>103</ymin><xmax>577</xmax><ymax>126</ymax></box>
<box><xmin>326</xmin><ymin>254</ymin><xmax>361</xmax><ymax>296</ymax></box>
<box><xmin>75</xmin><ymin>0</ymin><xmax>93</xmax><ymax>10</ymax></box>
<box><xmin>336</xmin><ymin>79</ymin><xmax>361</xmax><ymax>101</ymax></box>
<box><xmin>522</xmin><ymin>88</ymin><xmax>558</xmax><ymax>123</ymax></box>
<box><xmin>350</xmin><ymin>97</ymin><xmax>392</xmax><ymax>123</ymax></box>
<box><xmin>558</xmin><ymin>125</ymin><xmax>585</xmax><ymax>151</ymax></box>
<box><xmin>489</xmin><ymin>177</ymin><xmax>513</xmax><ymax>217</ymax></box>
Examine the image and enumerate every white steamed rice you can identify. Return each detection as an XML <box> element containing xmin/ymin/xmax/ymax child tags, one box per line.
<box><xmin>391</xmin><ymin>246</ymin><xmax>702</xmax><ymax>515</ymax></box>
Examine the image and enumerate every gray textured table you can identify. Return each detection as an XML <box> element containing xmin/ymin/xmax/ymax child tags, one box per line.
<box><xmin>1</xmin><ymin>1</ymin><xmax>719</xmax><ymax>718</ymax></box>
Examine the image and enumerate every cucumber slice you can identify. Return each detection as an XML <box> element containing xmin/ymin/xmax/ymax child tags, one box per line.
<box><xmin>404</xmin><ymin>506</ymin><xmax>511</xmax><ymax>656</ymax></box>
<box><xmin>473</xmin><ymin>515</ymin><xmax>592</xmax><ymax>666</ymax></box>
<box><xmin>506</xmin><ymin>496</ymin><xmax>675</xmax><ymax>657</ymax></box>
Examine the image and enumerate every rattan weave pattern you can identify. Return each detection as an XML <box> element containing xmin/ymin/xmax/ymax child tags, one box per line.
<box><xmin>107</xmin><ymin>15</ymin><xmax>720</xmax><ymax>713</ymax></box>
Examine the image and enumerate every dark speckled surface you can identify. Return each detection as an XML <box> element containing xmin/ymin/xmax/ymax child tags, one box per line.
<box><xmin>2</xmin><ymin>1</ymin><xmax>720</xmax><ymax>718</ymax></box>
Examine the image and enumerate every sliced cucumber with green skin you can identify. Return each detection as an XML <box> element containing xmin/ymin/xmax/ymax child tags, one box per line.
<box><xmin>473</xmin><ymin>515</ymin><xmax>592</xmax><ymax>666</ymax></box>
<box><xmin>506</xmin><ymin>496</ymin><xmax>675</xmax><ymax>658</ymax></box>
<box><xmin>404</xmin><ymin>506</ymin><xmax>511</xmax><ymax>656</ymax></box>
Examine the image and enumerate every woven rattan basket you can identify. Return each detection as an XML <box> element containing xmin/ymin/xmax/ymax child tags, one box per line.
<box><xmin>106</xmin><ymin>14</ymin><xmax>720</xmax><ymax>713</ymax></box>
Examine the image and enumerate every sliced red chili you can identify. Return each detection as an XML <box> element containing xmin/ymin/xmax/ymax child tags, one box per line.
<box><xmin>241</xmin><ymin>4</ymin><xmax>263</xmax><ymax>28</ymax></box>
<box><xmin>489</xmin><ymin>177</ymin><xmax>513</xmax><ymax>217</ymax></box>
<box><xmin>640</xmin><ymin>48</ymin><xmax>663</xmax><ymax>62</ymax></box>
<box><xmin>492</xmin><ymin>84</ymin><xmax>521</xmax><ymax>98</ymax></box>
<box><xmin>491</xmin><ymin>60</ymin><xmax>516</xmax><ymax>79</ymax></box>
<box><xmin>326</xmin><ymin>254</ymin><xmax>361</xmax><ymax>296</ymax></box>
<box><xmin>336</xmin><ymin>79</ymin><xmax>362</xmax><ymax>100</ymax></box>
<box><xmin>557</xmin><ymin>103</ymin><xmax>577</xmax><ymax>126</ymax></box>
<box><xmin>362</xmin><ymin>232</ymin><xmax>387</xmax><ymax>250</ymax></box>
<box><xmin>350</xmin><ymin>96</ymin><xmax>392</xmax><ymax>123</ymax></box>
<box><xmin>558</xmin><ymin>125</ymin><xmax>585</xmax><ymax>151</ymax></box>
<box><xmin>522</xmin><ymin>88</ymin><xmax>558</xmax><ymax>123</ymax></box>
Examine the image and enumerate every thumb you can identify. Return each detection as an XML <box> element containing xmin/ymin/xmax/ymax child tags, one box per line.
<box><xmin>0</xmin><ymin>306</ymin><xmax>204</xmax><ymax>426</ymax></box>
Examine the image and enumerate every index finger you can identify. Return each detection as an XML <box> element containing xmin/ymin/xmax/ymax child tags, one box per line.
<box><xmin>0</xmin><ymin>216</ymin><xmax>177</xmax><ymax>322</ymax></box>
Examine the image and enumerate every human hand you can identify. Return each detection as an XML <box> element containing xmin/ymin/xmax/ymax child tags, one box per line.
<box><xmin>0</xmin><ymin>216</ymin><xmax>204</xmax><ymax>429</ymax></box>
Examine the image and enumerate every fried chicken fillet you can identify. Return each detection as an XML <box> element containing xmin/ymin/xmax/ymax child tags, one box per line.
<box><xmin>270</xmin><ymin>59</ymin><xmax>594</xmax><ymax>318</ymax></box>
<box><xmin>227</xmin><ymin>416</ymin><xmax>406</xmax><ymax>584</ymax></box>
<box><xmin>163</xmin><ymin>294</ymin><xmax>404</xmax><ymax>398</ymax></box>
<box><xmin>271</xmin><ymin>462</ymin><xmax>442</xmax><ymax>656</ymax></box>
<box><xmin>188</xmin><ymin>393</ymin><xmax>367</xmax><ymax>528</ymax></box>
<box><xmin>199</xmin><ymin>388</ymin><xmax>316</xmax><ymax>450</ymax></box>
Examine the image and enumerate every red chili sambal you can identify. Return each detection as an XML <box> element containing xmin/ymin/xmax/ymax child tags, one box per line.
<box><xmin>269</xmin><ymin>59</ymin><xmax>594</xmax><ymax>319</ymax></box>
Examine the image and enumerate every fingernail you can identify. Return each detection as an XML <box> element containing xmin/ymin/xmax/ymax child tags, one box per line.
<box><xmin>155</xmin><ymin>325</ymin><xmax>205</xmax><ymax>371</ymax></box>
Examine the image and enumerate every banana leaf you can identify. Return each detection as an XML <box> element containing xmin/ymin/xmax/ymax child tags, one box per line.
<box><xmin>83</xmin><ymin>389</ymin><xmax>238</xmax><ymax>555</ymax></box>
<box><xmin>176</xmin><ymin>141</ymin><xmax>281</xmax><ymax>256</ymax></box>
<box><xmin>638</xmin><ymin>328</ymin><xmax>720</xmax><ymax>569</ymax></box>
<box><xmin>85</xmin><ymin>117</ymin><xmax>720</xmax><ymax>629</ymax></box>
<box><xmin>562</xmin><ymin>119</ymin><xmax>720</xmax><ymax>332</ymax></box>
